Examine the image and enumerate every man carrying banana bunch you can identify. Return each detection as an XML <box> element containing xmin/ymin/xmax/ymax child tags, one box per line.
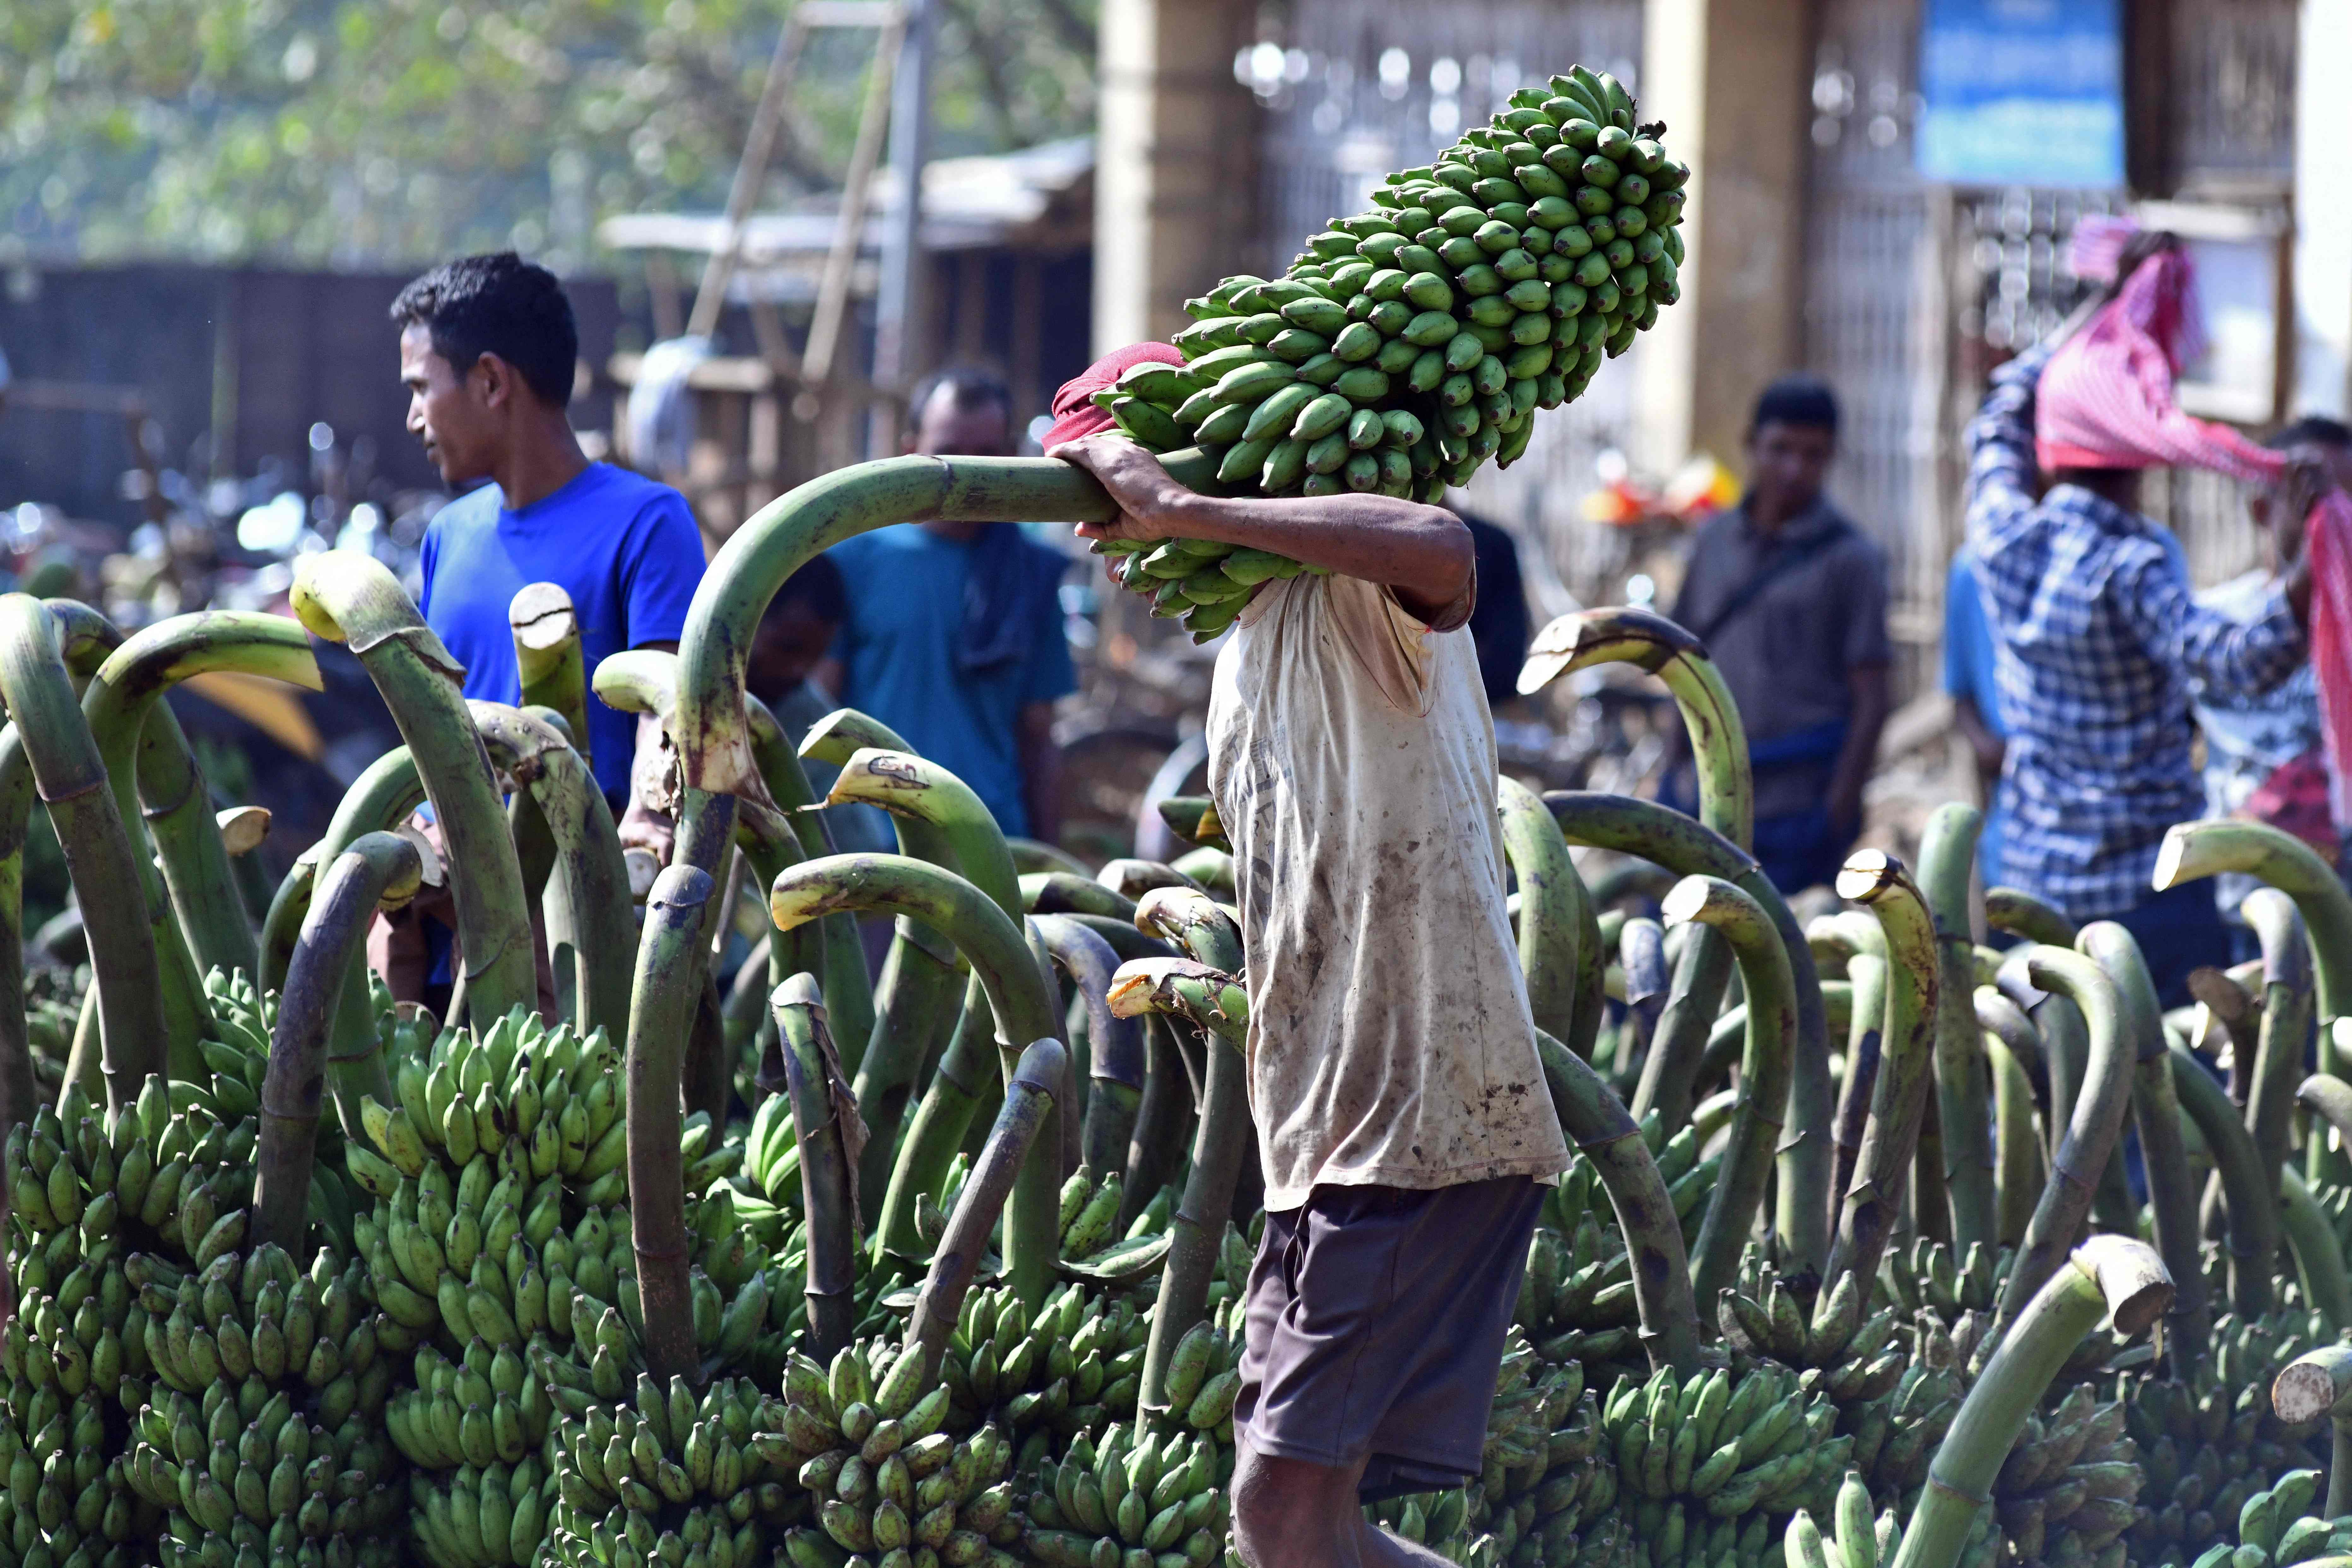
<box><xmin>1052</xmin><ymin>348</ymin><xmax>1572</xmax><ymax>1568</ymax></box>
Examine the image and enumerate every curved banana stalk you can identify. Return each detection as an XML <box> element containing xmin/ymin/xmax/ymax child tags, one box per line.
<box><xmin>1822</xmin><ymin>852</ymin><xmax>1939</xmax><ymax>1299</ymax></box>
<box><xmin>0</xmin><ymin>728</ymin><xmax>38</xmax><ymax>1130</ymax></box>
<box><xmin>1497</xmin><ymin>775</ymin><xmax>1591</xmax><ymax>1046</ymax></box>
<box><xmin>291</xmin><ymin>551</ymin><xmax>535</xmax><ymax>1023</ymax></box>
<box><xmin>1918</xmin><ymin>804</ymin><xmax>1995</xmax><ymax>1253</ymax></box>
<box><xmin>260</xmin><ymin>855</ymin><xmax>320</xmax><ymax>998</ymax></box>
<box><xmin>2155</xmin><ymin>821</ymin><xmax>2352</xmax><ymax>1178</ymax></box>
<box><xmin>1832</xmin><ymin>953</ymin><xmax>1887</xmax><ymax>1212</ymax></box>
<box><xmin>470</xmin><ymin>701</ymin><xmax>636</xmax><ymax>1038</ymax></box>
<box><xmin>2273</xmin><ymin>1344</ymin><xmax>2352</xmax><ymax>1518</ymax></box>
<box><xmin>595</xmin><ymin>649</ymin><xmax>877</xmax><ymax>1062</ymax></box>
<box><xmin>1023</xmin><ymin>873</ymin><xmax>1139</xmax><ymax>921</ymax></box>
<box><xmin>1985</xmin><ymin>1030</ymin><xmax>2038</xmax><ymax>1246</ymax></box>
<box><xmin>1533</xmin><ymin>1029</ymin><xmax>1701</xmax><ymax>1376</ymax></box>
<box><xmin>1170</xmin><ymin>846</ymin><xmax>1234</xmax><ymax>896</ymax></box>
<box><xmin>1662</xmin><ymin>875</ymin><xmax>1794</xmax><ymax>1309</ymax></box>
<box><xmin>1699</xmin><ymin>978</ymin><xmax>1851</xmax><ymax>1089</ymax></box>
<box><xmin>1615</xmin><ymin>916</ymin><xmax>1667</xmax><ymax>1082</ymax></box>
<box><xmin>1135</xmin><ymin>885</ymin><xmax>1246</xmax><ymax>974</ymax></box>
<box><xmin>903</xmin><ymin>1037</ymin><xmax>1066</xmax><ymax>1382</ymax></box>
<box><xmin>1012</xmin><ymin>836</ymin><xmax>1094</xmax><ymax>875</ymax></box>
<box><xmin>1891</xmin><ymin>1236</ymin><xmax>2172</xmax><ymax>1568</ymax></box>
<box><xmin>2079</xmin><ymin>921</ymin><xmax>2208</xmax><ymax>1356</ymax></box>
<box><xmin>770</xmin><ymin>851</ymin><xmax>1064</xmax><ymax>1305</ymax></box>
<box><xmin>508</xmin><ymin>583</ymin><xmax>593</xmax><ymax>768</ymax></box>
<box><xmin>2169</xmin><ymin>1040</ymin><xmax>2276</xmax><ymax>1314</ymax></box>
<box><xmin>672</xmin><ymin>448</ymin><xmax>1219</xmax><ymax>815</ymax></box>
<box><xmin>0</xmin><ymin>596</ymin><xmax>170</xmax><ymax>1106</ymax></box>
<box><xmin>1984</xmin><ymin>887</ymin><xmax>2077</xmax><ymax>948</ymax></box>
<box><xmin>870</xmin><ymin>972</ymin><xmax>995</xmax><ymax>1271</ymax></box>
<box><xmin>773</xmin><ymin>973</ymin><xmax>859</xmax><ymax>1360</ymax></box>
<box><xmin>81</xmin><ymin>611</ymin><xmax>322</xmax><ymax>999</ymax></box>
<box><xmin>256</xmin><ymin>831</ymin><xmax>421</xmax><ymax>1253</ymax></box>
<box><xmin>1634</xmin><ymin>912</ymin><xmax>1734</xmax><ymax>1135</ymax></box>
<box><xmin>1031</xmin><ymin>913</ymin><xmax>1146</xmax><ymax>1176</ymax></box>
<box><xmin>1543</xmin><ymin>789</ymin><xmax>1833</xmax><ymax>1273</ymax></box>
<box><xmin>628</xmin><ymin>864</ymin><xmax>713</xmax><ymax>1382</ymax></box>
<box><xmin>1110</xmin><ymin>957</ymin><xmax>1255</xmax><ymax>1426</ymax></box>
<box><xmin>1517</xmin><ymin>606</ymin><xmax>1752</xmax><ymax>846</ymax></box>
<box><xmin>2244</xmin><ymin>888</ymin><xmax>2314</xmax><ymax>1195</ymax></box>
<box><xmin>2279</xmin><ymin>1165</ymin><xmax>2352</xmax><ymax>1328</ymax></box>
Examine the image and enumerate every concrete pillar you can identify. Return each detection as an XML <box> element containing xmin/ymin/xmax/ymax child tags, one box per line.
<box><xmin>2294</xmin><ymin>0</ymin><xmax>2352</xmax><ymax>419</ymax></box>
<box><xmin>1093</xmin><ymin>0</ymin><xmax>1261</xmax><ymax>356</ymax></box>
<box><xmin>1631</xmin><ymin>0</ymin><xmax>1814</xmax><ymax>472</ymax></box>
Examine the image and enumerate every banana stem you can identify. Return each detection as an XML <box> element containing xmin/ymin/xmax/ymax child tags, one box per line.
<box><xmin>1023</xmin><ymin>873</ymin><xmax>1140</xmax><ymax>921</ymax></box>
<box><xmin>1032</xmin><ymin>913</ymin><xmax>1147</xmax><ymax>1176</ymax></box>
<box><xmin>903</xmin><ymin>1037</ymin><xmax>1066</xmax><ymax>1383</ymax></box>
<box><xmin>628</xmin><ymin>864</ymin><xmax>711</xmax><ymax>1384</ymax></box>
<box><xmin>1618</xmin><ymin>917</ymin><xmax>1668</xmax><ymax>1081</ymax></box>
<box><xmin>256</xmin><ymin>831</ymin><xmax>420</xmax><ymax>1253</ymax></box>
<box><xmin>2279</xmin><ymin>1165</ymin><xmax>2352</xmax><ymax>1328</ymax></box>
<box><xmin>470</xmin><ymin>702</ymin><xmax>636</xmax><ymax>1037</ymax></box>
<box><xmin>1831</xmin><ymin>953</ymin><xmax>1887</xmax><ymax>1213</ymax></box>
<box><xmin>1823</xmin><ymin>852</ymin><xmax>1940</xmax><ymax>1300</ymax></box>
<box><xmin>2245</xmin><ymin>888</ymin><xmax>2314</xmax><ymax>1195</ymax></box>
<box><xmin>306</xmin><ymin>746</ymin><xmax>431</xmax><ymax>1132</ymax></box>
<box><xmin>0</xmin><ymin>596</ymin><xmax>169</xmax><ymax>1107</ymax></box>
<box><xmin>2154</xmin><ymin>819</ymin><xmax>2352</xmax><ymax>1179</ymax></box>
<box><xmin>2079</xmin><ymin>920</ymin><xmax>2210</xmax><ymax>1356</ymax></box>
<box><xmin>1633</xmin><ymin>920</ymin><xmax>1733</xmax><ymax>1134</ymax></box>
<box><xmin>1123</xmin><ymin>1017</ymin><xmax>1193</xmax><ymax>1229</ymax></box>
<box><xmin>1134</xmin><ymin>886</ymin><xmax>1246</xmax><ymax>974</ymax></box>
<box><xmin>774</xmin><ymin>973</ymin><xmax>860</xmax><ymax>1360</ymax></box>
<box><xmin>508</xmin><ymin>583</ymin><xmax>593</xmax><ymax>769</ymax></box>
<box><xmin>769</xmin><ymin>851</ymin><xmax>1064</xmax><ymax>1305</ymax></box>
<box><xmin>137</xmin><ymin>703</ymin><xmax>261</xmax><ymax>983</ymax></box>
<box><xmin>2169</xmin><ymin>1039</ymin><xmax>2276</xmax><ymax>1314</ymax></box>
<box><xmin>1985</xmin><ymin>1030</ymin><xmax>2038</xmax><ymax>1246</ymax></box>
<box><xmin>1662</xmin><ymin>875</ymin><xmax>1795</xmax><ymax>1309</ymax></box>
<box><xmin>1919</xmin><ymin>804</ymin><xmax>1996</xmax><ymax>1253</ymax></box>
<box><xmin>1892</xmin><ymin>1236</ymin><xmax>2172</xmax><ymax>1568</ymax></box>
<box><xmin>2271</xmin><ymin>1344</ymin><xmax>2352</xmax><ymax>1518</ymax></box>
<box><xmin>1112</xmin><ymin>959</ymin><xmax>1255</xmax><ymax>1424</ymax></box>
<box><xmin>260</xmin><ymin>855</ymin><xmax>319</xmax><ymax>997</ymax></box>
<box><xmin>1542</xmin><ymin>789</ymin><xmax>1832</xmax><ymax>1273</ymax></box>
<box><xmin>872</xmin><ymin>972</ymin><xmax>993</xmax><ymax>1269</ymax></box>
<box><xmin>0</xmin><ymin>729</ymin><xmax>36</xmax><ymax>1135</ymax></box>
<box><xmin>1699</xmin><ymin>979</ymin><xmax>1851</xmax><ymax>1090</ymax></box>
<box><xmin>1984</xmin><ymin>887</ymin><xmax>2077</xmax><ymax>948</ymax></box>
<box><xmin>1498</xmin><ymin>775</ymin><xmax>1588</xmax><ymax>1046</ymax></box>
<box><xmin>1534</xmin><ymin>1028</ymin><xmax>1701</xmax><ymax>1376</ymax></box>
<box><xmin>292</xmin><ymin>551</ymin><xmax>536</xmax><ymax>1022</ymax></box>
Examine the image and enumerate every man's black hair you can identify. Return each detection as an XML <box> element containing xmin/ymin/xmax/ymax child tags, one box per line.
<box><xmin>2270</xmin><ymin>415</ymin><xmax>2352</xmax><ymax>451</ymax></box>
<box><xmin>1750</xmin><ymin>373</ymin><xmax>1840</xmax><ymax>438</ymax></box>
<box><xmin>390</xmin><ymin>252</ymin><xmax>578</xmax><ymax>408</ymax></box>
<box><xmin>906</xmin><ymin>366</ymin><xmax>1014</xmax><ymax>430</ymax></box>
<box><xmin>762</xmin><ymin>555</ymin><xmax>847</xmax><ymax>630</ymax></box>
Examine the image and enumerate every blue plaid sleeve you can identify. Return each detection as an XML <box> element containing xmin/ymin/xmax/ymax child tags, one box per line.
<box><xmin>2109</xmin><ymin>540</ymin><xmax>2304</xmax><ymax>698</ymax></box>
<box><xmin>1964</xmin><ymin>346</ymin><xmax>2052</xmax><ymax>563</ymax></box>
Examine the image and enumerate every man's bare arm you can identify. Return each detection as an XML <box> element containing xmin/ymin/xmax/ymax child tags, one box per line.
<box><xmin>1828</xmin><ymin>663</ymin><xmax>1891</xmax><ymax>841</ymax></box>
<box><xmin>1050</xmin><ymin>435</ymin><xmax>1473</xmax><ymax>625</ymax></box>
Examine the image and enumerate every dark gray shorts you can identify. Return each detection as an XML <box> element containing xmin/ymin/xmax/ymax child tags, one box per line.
<box><xmin>1233</xmin><ymin>1175</ymin><xmax>1544</xmax><ymax>1500</ymax></box>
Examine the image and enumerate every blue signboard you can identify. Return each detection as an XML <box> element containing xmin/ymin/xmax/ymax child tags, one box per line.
<box><xmin>1917</xmin><ymin>0</ymin><xmax>2125</xmax><ymax>188</ymax></box>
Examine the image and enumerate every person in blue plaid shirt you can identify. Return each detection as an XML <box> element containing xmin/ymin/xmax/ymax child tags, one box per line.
<box><xmin>1964</xmin><ymin>341</ymin><xmax>2323</xmax><ymax>1005</ymax></box>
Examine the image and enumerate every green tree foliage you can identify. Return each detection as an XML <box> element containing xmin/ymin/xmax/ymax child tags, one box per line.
<box><xmin>0</xmin><ymin>0</ymin><xmax>1097</xmax><ymax>268</ymax></box>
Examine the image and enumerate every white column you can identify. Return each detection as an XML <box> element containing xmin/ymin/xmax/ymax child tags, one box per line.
<box><xmin>2295</xmin><ymin>0</ymin><xmax>2352</xmax><ymax>418</ymax></box>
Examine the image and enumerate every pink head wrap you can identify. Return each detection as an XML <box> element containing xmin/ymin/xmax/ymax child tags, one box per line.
<box><xmin>1041</xmin><ymin>342</ymin><xmax>1186</xmax><ymax>449</ymax></box>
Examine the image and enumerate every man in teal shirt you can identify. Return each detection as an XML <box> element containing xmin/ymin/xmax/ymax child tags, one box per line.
<box><xmin>817</xmin><ymin>369</ymin><xmax>1076</xmax><ymax>839</ymax></box>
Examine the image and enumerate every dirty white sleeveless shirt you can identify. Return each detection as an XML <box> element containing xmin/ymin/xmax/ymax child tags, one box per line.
<box><xmin>1205</xmin><ymin>571</ymin><xmax>1571</xmax><ymax>1211</ymax></box>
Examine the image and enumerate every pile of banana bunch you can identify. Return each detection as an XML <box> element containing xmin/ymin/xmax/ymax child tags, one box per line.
<box><xmin>1600</xmin><ymin>1359</ymin><xmax>1853</xmax><ymax>1555</ymax></box>
<box><xmin>537</xmin><ymin>1369</ymin><xmax>799</xmax><ymax>1568</ymax></box>
<box><xmin>2179</xmin><ymin>1469</ymin><xmax>2352</xmax><ymax>1568</ymax></box>
<box><xmin>0</xmin><ymin>1074</ymin><xmax>264</xmax><ymax>1568</ymax></box>
<box><xmin>1446</xmin><ymin>1333</ymin><xmax>1617</xmax><ymax>1568</ymax></box>
<box><xmin>1842</xmin><ymin>1360</ymin><xmax>1965</xmax><ymax>1521</ymax></box>
<box><xmin>121</xmin><ymin>1242</ymin><xmax>402</xmax><ymax>1568</ymax></box>
<box><xmin>1519</xmin><ymin>1123</ymin><xmax>1718</xmax><ymax>1384</ymax></box>
<box><xmin>20</xmin><ymin>965</ymin><xmax>84</xmax><ymax>1100</ymax></box>
<box><xmin>1051</xmin><ymin>1167</ymin><xmax>1166</xmax><ymax>1279</ymax></box>
<box><xmin>1023</xmin><ymin>1421</ymin><xmax>1228</xmax><ymax>1568</ymax></box>
<box><xmin>2123</xmin><ymin>1312</ymin><xmax>2332</xmax><ymax>1568</ymax></box>
<box><xmin>1091</xmin><ymin>65</ymin><xmax>1687</xmax><ymax>638</ymax></box>
<box><xmin>769</xmin><ymin>1341</ymin><xmax>1022</xmax><ymax>1568</ymax></box>
<box><xmin>935</xmin><ymin>1284</ymin><xmax>1158</xmax><ymax>1464</ymax></box>
<box><xmin>1716</xmin><ymin>1260</ymin><xmax>1905</xmax><ymax>1406</ymax></box>
<box><xmin>1986</xmin><ymin>1384</ymin><xmax>2139</xmax><ymax>1568</ymax></box>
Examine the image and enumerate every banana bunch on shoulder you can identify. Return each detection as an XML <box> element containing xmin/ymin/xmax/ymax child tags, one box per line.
<box><xmin>540</xmin><ymin>1369</ymin><xmax>797</xmax><ymax>1568</ymax></box>
<box><xmin>1023</xmin><ymin>1420</ymin><xmax>1230</xmax><ymax>1568</ymax></box>
<box><xmin>1716</xmin><ymin>1253</ymin><xmax>1904</xmax><ymax>1405</ymax></box>
<box><xmin>1988</xmin><ymin>1383</ymin><xmax>2138</xmax><ymax>1568</ymax></box>
<box><xmin>121</xmin><ymin>1242</ymin><xmax>404</xmax><ymax>1568</ymax></box>
<box><xmin>1782</xmin><ymin>1470</ymin><xmax>1901</xmax><ymax>1568</ymax></box>
<box><xmin>1601</xmin><ymin>1359</ymin><xmax>1852</xmax><ymax>1553</ymax></box>
<box><xmin>2184</xmin><ymin>1469</ymin><xmax>2352</xmax><ymax>1568</ymax></box>
<box><xmin>2126</xmin><ymin>1310</ymin><xmax>2330</xmax><ymax>1565</ymax></box>
<box><xmin>770</xmin><ymin>1338</ymin><xmax>1023</xmax><ymax>1568</ymax></box>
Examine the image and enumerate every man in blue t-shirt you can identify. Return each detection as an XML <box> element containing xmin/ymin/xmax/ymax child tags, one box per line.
<box><xmin>816</xmin><ymin>369</ymin><xmax>1076</xmax><ymax>840</ymax></box>
<box><xmin>391</xmin><ymin>252</ymin><xmax>704</xmax><ymax>858</ymax></box>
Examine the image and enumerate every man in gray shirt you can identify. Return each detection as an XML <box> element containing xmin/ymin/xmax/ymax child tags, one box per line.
<box><xmin>1668</xmin><ymin>375</ymin><xmax>1892</xmax><ymax>893</ymax></box>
